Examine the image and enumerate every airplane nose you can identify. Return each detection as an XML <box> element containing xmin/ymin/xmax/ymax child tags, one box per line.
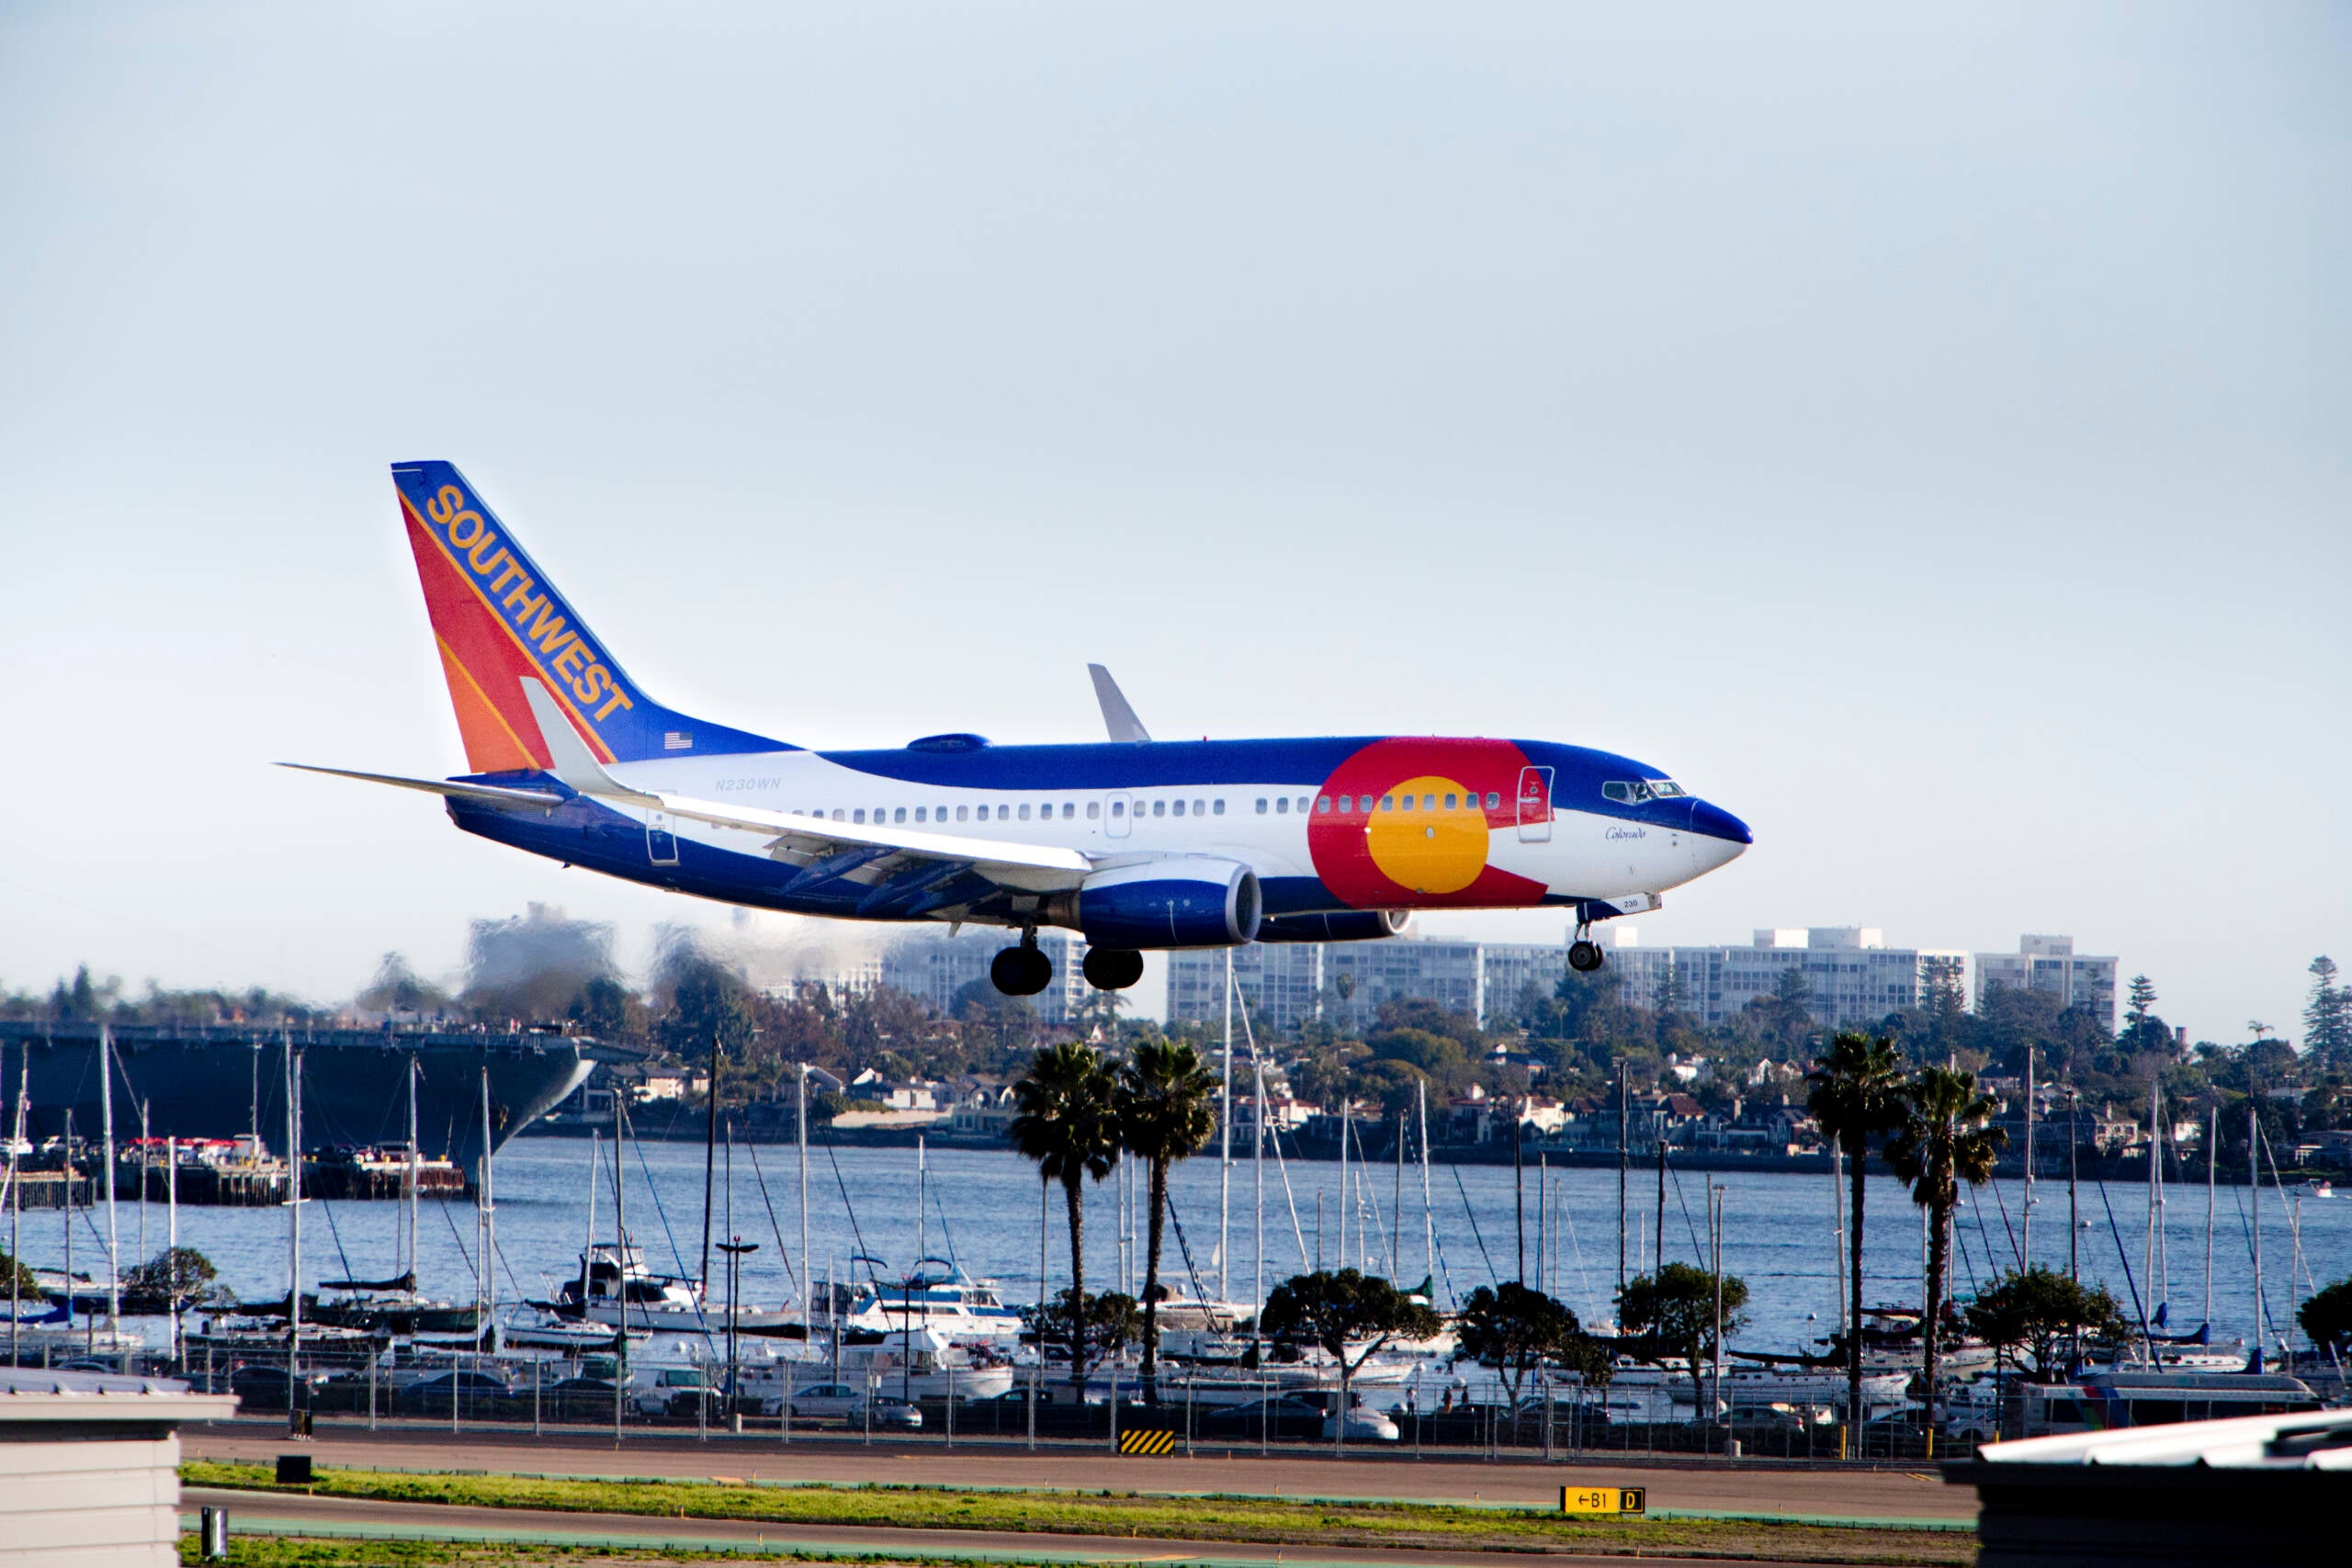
<box><xmin>1690</xmin><ymin>798</ymin><xmax>1752</xmax><ymax>847</ymax></box>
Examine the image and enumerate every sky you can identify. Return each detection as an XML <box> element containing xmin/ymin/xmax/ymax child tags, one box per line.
<box><xmin>1</xmin><ymin>4</ymin><xmax>2345</xmax><ymax>1044</ymax></box>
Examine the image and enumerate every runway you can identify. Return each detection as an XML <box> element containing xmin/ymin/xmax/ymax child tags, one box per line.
<box><xmin>179</xmin><ymin>1484</ymin><xmax>1943</xmax><ymax>1568</ymax></box>
<box><xmin>183</xmin><ymin>1420</ymin><xmax>1972</xmax><ymax>1525</ymax></box>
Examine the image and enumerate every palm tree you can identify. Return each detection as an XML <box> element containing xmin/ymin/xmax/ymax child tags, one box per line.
<box><xmin>1008</xmin><ymin>1041</ymin><xmax>1120</xmax><ymax>1392</ymax></box>
<box><xmin>1116</xmin><ymin>1038</ymin><xmax>1218</xmax><ymax>1399</ymax></box>
<box><xmin>1805</xmin><ymin>1032</ymin><xmax>1907</xmax><ymax>1432</ymax></box>
<box><xmin>1884</xmin><ymin>1065</ymin><xmax>2006</xmax><ymax>1447</ymax></box>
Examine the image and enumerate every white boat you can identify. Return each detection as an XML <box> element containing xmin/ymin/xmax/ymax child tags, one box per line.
<box><xmin>555</xmin><ymin>1244</ymin><xmax>798</xmax><ymax>1336</ymax></box>
<box><xmin>829</xmin><ymin>1261</ymin><xmax>1024</xmax><ymax>1345</ymax></box>
<box><xmin>2292</xmin><ymin>1179</ymin><xmax>2334</xmax><ymax>1199</ymax></box>
<box><xmin>733</xmin><ymin>1328</ymin><xmax>1018</xmax><ymax>1405</ymax></box>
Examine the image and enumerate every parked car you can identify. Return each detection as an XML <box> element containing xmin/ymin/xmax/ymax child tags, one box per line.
<box><xmin>1326</xmin><ymin>1401</ymin><xmax>1400</xmax><ymax>1442</ymax></box>
<box><xmin>849</xmin><ymin>1395</ymin><xmax>923</xmax><ymax>1431</ymax></box>
<box><xmin>1197</xmin><ymin>1395</ymin><xmax>1332</xmax><ymax>1441</ymax></box>
<box><xmin>546</xmin><ymin>1375</ymin><xmax>621</xmax><ymax>1420</ymax></box>
<box><xmin>397</xmin><ymin>1368</ymin><xmax>514</xmax><ymax>1415</ymax></box>
<box><xmin>778</xmin><ymin>1381</ymin><xmax>865</xmax><ymax>1423</ymax></box>
<box><xmin>226</xmin><ymin>1363</ymin><xmax>333</xmax><ymax>1408</ymax></box>
<box><xmin>632</xmin><ymin>1364</ymin><xmax>717</xmax><ymax>1417</ymax></box>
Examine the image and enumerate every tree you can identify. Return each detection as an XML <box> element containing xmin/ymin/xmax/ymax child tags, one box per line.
<box><xmin>1617</xmin><ymin>1261</ymin><xmax>1748</xmax><ymax>1414</ymax></box>
<box><xmin>1884</xmin><ymin>1066</ymin><xmax>2006</xmax><ymax>1444</ymax></box>
<box><xmin>1008</xmin><ymin>1041</ymin><xmax>1120</xmax><ymax>1392</ymax></box>
<box><xmin>2305</xmin><ymin>958</ymin><xmax>2351</xmax><ymax>1068</ymax></box>
<box><xmin>1116</xmin><ymin>1039</ymin><xmax>1219</xmax><ymax>1397</ymax></box>
<box><xmin>1453</xmin><ymin>1281</ymin><xmax>1606</xmax><ymax>1407</ymax></box>
<box><xmin>2297</xmin><ymin>1276</ymin><xmax>2352</xmax><ymax>1358</ymax></box>
<box><xmin>1260</xmin><ymin>1269</ymin><xmax>1442</xmax><ymax>1441</ymax></box>
<box><xmin>1805</xmin><ymin>1031</ymin><xmax>1906</xmax><ymax>1430</ymax></box>
<box><xmin>0</xmin><ymin>1249</ymin><xmax>40</xmax><ymax>1298</ymax></box>
<box><xmin>1965</xmin><ymin>1267</ymin><xmax>2126</xmax><ymax>1381</ymax></box>
<box><xmin>120</xmin><ymin>1247</ymin><xmax>228</xmax><ymax>1313</ymax></box>
<box><xmin>1035</xmin><ymin>1289</ymin><xmax>1141</xmax><ymax>1360</ymax></box>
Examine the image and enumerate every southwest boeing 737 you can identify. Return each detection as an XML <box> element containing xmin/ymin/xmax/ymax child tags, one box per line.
<box><xmin>295</xmin><ymin>462</ymin><xmax>1751</xmax><ymax>997</ymax></box>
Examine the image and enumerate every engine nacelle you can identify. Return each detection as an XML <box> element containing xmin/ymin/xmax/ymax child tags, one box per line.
<box><xmin>1052</xmin><ymin>859</ymin><xmax>1262</xmax><ymax>950</ymax></box>
<box><xmin>1255</xmin><ymin>910</ymin><xmax>1412</xmax><ymax>944</ymax></box>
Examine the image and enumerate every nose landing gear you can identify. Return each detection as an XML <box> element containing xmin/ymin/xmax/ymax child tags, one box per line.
<box><xmin>990</xmin><ymin>933</ymin><xmax>1054</xmax><ymax>997</ymax></box>
<box><xmin>1567</xmin><ymin>917</ymin><xmax>1605</xmax><ymax>974</ymax></box>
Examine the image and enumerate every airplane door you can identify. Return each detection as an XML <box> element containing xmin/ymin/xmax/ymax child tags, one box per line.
<box><xmin>1104</xmin><ymin>792</ymin><xmax>1132</xmax><ymax>839</ymax></box>
<box><xmin>647</xmin><ymin>811</ymin><xmax>680</xmax><ymax>866</ymax></box>
<box><xmin>1516</xmin><ymin>766</ymin><xmax>1555</xmax><ymax>843</ymax></box>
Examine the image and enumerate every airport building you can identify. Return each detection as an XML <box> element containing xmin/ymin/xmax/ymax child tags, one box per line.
<box><xmin>1973</xmin><ymin>934</ymin><xmax>2119</xmax><ymax>1033</ymax></box>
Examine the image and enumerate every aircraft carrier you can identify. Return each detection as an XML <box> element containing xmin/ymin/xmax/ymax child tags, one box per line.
<box><xmin>0</xmin><ymin>1021</ymin><xmax>611</xmax><ymax>1180</ymax></box>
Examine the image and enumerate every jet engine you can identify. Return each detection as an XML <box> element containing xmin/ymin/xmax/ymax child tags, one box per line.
<box><xmin>1047</xmin><ymin>859</ymin><xmax>1261</xmax><ymax>949</ymax></box>
<box><xmin>1254</xmin><ymin>910</ymin><xmax>1412</xmax><ymax>943</ymax></box>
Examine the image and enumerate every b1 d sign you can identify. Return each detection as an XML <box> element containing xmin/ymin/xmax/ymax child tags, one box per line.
<box><xmin>1561</xmin><ymin>1485</ymin><xmax>1645</xmax><ymax>1516</ymax></box>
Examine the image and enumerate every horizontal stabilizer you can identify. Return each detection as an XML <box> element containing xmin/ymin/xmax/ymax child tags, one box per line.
<box><xmin>279</xmin><ymin>763</ymin><xmax>564</xmax><ymax>808</ymax></box>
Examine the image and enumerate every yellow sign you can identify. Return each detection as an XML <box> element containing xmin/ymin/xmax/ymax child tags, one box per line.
<box><xmin>1561</xmin><ymin>1485</ymin><xmax>1645</xmax><ymax>1516</ymax></box>
<box><xmin>1118</xmin><ymin>1427</ymin><xmax>1177</xmax><ymax>1456</ymax></box>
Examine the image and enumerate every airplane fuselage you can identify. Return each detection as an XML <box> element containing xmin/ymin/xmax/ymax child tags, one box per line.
<box><xmin>452</xmin><ymin>732</ymin><xmax>1750</xmax><ymax>931</ymax></box>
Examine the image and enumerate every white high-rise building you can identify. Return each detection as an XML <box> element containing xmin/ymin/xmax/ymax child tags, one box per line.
<box><xmin>1973</xmin><ymin>935</ymin><xmax>2118</xmax><ymax>1033</ymax></box>
<box><xmin>878</xmin><ymin>929</ymin><xmax>1089</xmax><ymax>1025</ymax></box>
<box><xmin>1164</xmin><ymin>943</ymin><xmax>1326</xmax><ymax>1033</ymax></box>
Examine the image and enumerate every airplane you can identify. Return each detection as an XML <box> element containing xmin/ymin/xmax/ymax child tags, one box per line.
<box><xmin>292</xmin><ymin>461</ymin><xmax>1751</xmax><ymax>998</ymax></box>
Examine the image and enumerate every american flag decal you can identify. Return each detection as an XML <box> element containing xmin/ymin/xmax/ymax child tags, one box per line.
<box><xmin>664</xmin><ymin>732</ymin><xmax>693</xmax><ymax>750</ymax></box>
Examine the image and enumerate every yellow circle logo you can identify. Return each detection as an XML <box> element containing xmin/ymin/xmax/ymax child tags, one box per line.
<box><xmin>1363</xmin><ymin>774</ymin><xmax>1490</xmax><ymax>895</ymax></box>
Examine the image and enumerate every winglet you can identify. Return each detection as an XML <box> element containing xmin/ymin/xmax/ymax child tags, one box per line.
<box><xmin>1087</xmin><ymin>664</ymin><xmax>1151</xmax><ymax>743</ymax></box>
<box><xmin>520</xmin><ymin>678</ymin><xmax>661</xmax><ymax>804</ymax></box>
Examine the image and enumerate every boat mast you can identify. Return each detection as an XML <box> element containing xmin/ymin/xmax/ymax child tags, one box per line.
<box><xmin>165</xmin><ymin>1134</ymin><xmax>177</xmax><ymax>1362</ymax></box>
<box><xmin>479</xmin><ymin>1068</ymin><xmax>495</xmax><ymax>1337</ymax></box>
<box><xmin>701</xmin><ymin>1028</ymin><xmax>721</xmax><ymax>1300</ymax></box>
<box><xmin>2203</xmin><ymin>1107</ymin><xmax>2215</xmax><ymax>1335</ymax></box>
<box><xmin>614</xmin><ymin>1088</ymin><xmax>628</xmax><ymax>1340</ymax></box>
<box><xmin>1616</xmin><ymin>1061</ymin><xmax>1628</xmax><ymax>1303</ymax></box>
<box><xmin>99</xmin><ymin>1027</ymin><xmax>119</xmax><ymax>1324</ymax></box>
<box><xmin>286</xmin><ymin>1040</ymin><xmax>302</xmax><ymax>1413</ymax></box>
<box><xmin>406</xmin><ymin>1056</ymin><xmax>421</xmax><ymax>1303</ymax></box>
<box><xmin>797</xmin><ymin>1064</ymin><xmax>810</xmax><ymax>1341</ymax></box>
<box><xmin>1218</xmin><ymin>948</ymin><xmax>1232</xmax><ymax>1303</ymax></box>
<box><xmin>2022</xmin><ymin>1046</ymin><xmax>2034</xmax><ymax>1269</ymax></box>
<box><xmin>2144</xmin><ymin>1075</ymin><xmax>2158</xmax><ymax>1348</ymax></box>
<box><xmin>9</xmin><ymin>1057</ymin><xmax>23</xmax><ymax>1368</ymax></box>
<box><xmin>2249</xmin><ymin>1102</ymin><xmax>2264</xmax><ymax>1364</ymax></box>
<box><xmin>1336</xmin><ymin>1093</ymin><xmax>1349</xmax><ymax>1271</ymax></box>
<box><xmin>1392</xmin><ymin>1108</ymin><xmax>1406</xmax><ymax>1284</ymax></box>
<box><xmin>1418</xmin><ymin>1078</ymin><xmax>1433</xmax><ymax>1293</ymax></box>
<box><xmin>1252</xmin><ymin>1011</ymin><xmax>1265</xmax><ymax>1337</ymax></box>
<box><xmin>582</xmin><ymin>1128</ymin><xmax>598</xmax><ymax>1317</ymax></box>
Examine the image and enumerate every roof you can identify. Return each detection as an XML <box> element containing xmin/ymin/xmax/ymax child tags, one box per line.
<box><xmin>1972</xmin><ymin>1407</ymin><xmax>2352</xmax><ymax>1470</ymax></box>
<box><xmin>0</xmin><ymin>1366</ymin><xmax>239</xmax><ymax>1426</ymax></box>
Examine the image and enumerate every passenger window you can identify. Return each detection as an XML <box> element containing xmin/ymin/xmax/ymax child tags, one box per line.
<box><xmin>1018</xmin><ymin>803</ymin><xmax>1031</xmax><ymax>820</ymax></box>
<box><xmin>1089</xmin><ymin>802</ymin><xmax>1102</xmax><ymax>820</ymax></box>
<box><xmin>998</xmin><ymin>805</ymin><xmax>1010</xmax><ymax>821</ymax></box>
<box><xmin>1256</xmin><ymin>798</ymin><xmax>1268</xmax><ymax>814</ymax></box>
<box><xmin>1153</xmin><ymin>799</ymin><xmax>1166</xmax><ymax>817</ymax></box>
<box><xmin>1111</xmin><ymin>801</ymin><xmax>1124</xmax><ymax>818</ymax></box>
<box><xmin>1297</xmin><ymin>796</ymin><xmax>1309</xmax><ymax>814</ymax></box>
<box><xmin>956</xmin><ymin>805</ymin><xmax>968</xmax><ymax>821</ymax></box>
<box><xmin>1381</xmin><ymin>795</ymin><xmax>1395</xmax><ymax>810</ymax></box>
<box><xmin>854</xmin><ymin>809</ymin><xmax>866</xmax><ymax>824</ymax></box>
<box><xmin>1275</xmin><ymin>797</ymin><xmax>1289</xmax><ymax>814</ymax></box>
<box><xmin>1337</xmin><ymin>795</ymin><xmax>1351</xmax><ymax>812</ymax></box>
<box><xmin>1486</xmin><ymin>792</ymin><xmax>1500</xmax><ymax>810</ymax></box>
<box><xmin>913</xmin><ymin>807</ymin><xmax>926</xmax><ymax>823</ymax></box>
<box><xmin>1316</xmin><ymin>795</ymin><xmax>1330</xmax><ymax>813</ymax></box>
<box><xmin>832</xmin><ymin>809</ymin><xmax>844</xmax><ymax>821</ymax></box>
<box><xmin>1400</xmin><ymin>794</ymin><xmax>1414</xmax><ymax>811</ymax></box>
<box><xmin>894</xmin><ymin>807</ymin><xmax>907</xmax><ymax>824</ymax></box>
<box><xmin>1063</xmin><ymin>803</ymin><xmax>1075</xmax><ymax>819</ymax></box>
<box><xmin>1421</xmin><ymin>794</ymin><xmax>1434</xmax><ymax>811</ymax></box>
<box><xmin>1172</xmin><ymin>800</ymin><xmax>1185</xmax><ymax>817</ymax></box>
<box><xmin>1442</xmin><ymin>794</ymin><xmax>1455</xmax><ymax>809</ymax></box>
<box><xmin>1213</xmin><ymin>799</ymin><xmax>1225</xmax><ymax>815</ymax></box>
<box><xmin>1193</xmin><ymin>798</ymin><xmax>1205</xmax><ymax>815</ymax></box>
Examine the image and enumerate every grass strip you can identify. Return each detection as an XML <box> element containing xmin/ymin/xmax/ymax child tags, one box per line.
<box><xmin>182</xmin><ymin>1462</ymin><xmax>1969</xmax><ymax>1565</ymax></box>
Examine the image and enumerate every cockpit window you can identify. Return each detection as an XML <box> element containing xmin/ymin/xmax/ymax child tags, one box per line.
<box><xmin>1648</xmin><ymin>780</ymin><xmax>1687</xmax><ymax>798</ymax></box>
<box><xmin>1603</xmin><ymin>779</ymin><xmax>1689</xmax><ymax>805</ymax></box>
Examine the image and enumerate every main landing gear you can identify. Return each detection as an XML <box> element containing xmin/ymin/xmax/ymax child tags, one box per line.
<box><xmin>1567</xmin><ymin>919</ymin><xmax>1606</xmax><ymax>974</ymax></box>
<box><xmin>1081</xmin><ymin>946</ymin><xmax>1144</xmax><ymax>992</ymax></box>
<box><xmin>991</xmin><ymin>936</ymin><xmax>1053</xmax><ymax>998</ymax></box>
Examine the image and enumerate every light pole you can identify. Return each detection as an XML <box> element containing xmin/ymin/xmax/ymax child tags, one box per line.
<box><xmin>719</xmin><ymin>1238</ymin><xmax>757</xmax><ymax>1432</ymax></box>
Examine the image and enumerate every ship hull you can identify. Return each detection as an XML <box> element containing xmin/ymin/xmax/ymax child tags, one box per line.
<box><xmin>0</xmin><ymin>1022</ymin><xmax>598</xmax><ymax>1181</ymax></box>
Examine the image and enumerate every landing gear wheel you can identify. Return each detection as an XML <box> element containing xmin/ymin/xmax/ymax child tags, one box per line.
<box><xmin>1081</xmin><ymin>947</ymin><xmax>1145</xmax><ymax>991</ymax></box>
<box><xmin>1567</xmin><ymin>940</ymin><xmax>1604</xmax><ymax>974</ymax></box>
<box><xmin>990</xmin><ymin>943</ymin><xmax>1054</xmax><ymax>998</ymax></box>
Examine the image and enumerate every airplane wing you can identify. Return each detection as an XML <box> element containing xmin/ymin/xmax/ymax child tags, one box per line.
<box><xmin>516</xmin><ymin>681</ymin><xmax>1093</xmax><ymax>905</ymax></box>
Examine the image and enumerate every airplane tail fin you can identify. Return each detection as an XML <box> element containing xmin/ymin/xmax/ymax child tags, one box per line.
<box><xmin>390</xmin><ymin>462</ymin><xmax>784</xmax><ymax>772</ymax></box>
